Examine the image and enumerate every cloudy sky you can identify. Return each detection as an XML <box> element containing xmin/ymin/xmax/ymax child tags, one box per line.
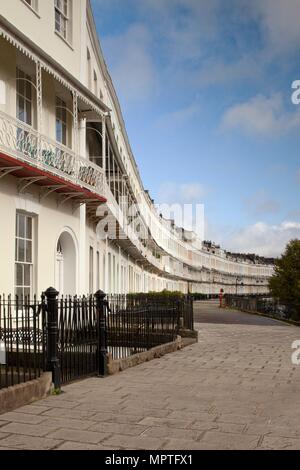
<box><xmin>91</xmin><ymin>0</ymin><xmax>300</xmax><ymax>257</ymax></box>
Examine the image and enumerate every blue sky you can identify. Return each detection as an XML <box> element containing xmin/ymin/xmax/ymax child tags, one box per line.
<box><xmin>91</xmin><ymin>0</ymin><xmax>300</xmax><ymax>257</ymax></box>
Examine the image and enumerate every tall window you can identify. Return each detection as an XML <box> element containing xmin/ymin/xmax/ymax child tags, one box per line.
<box><xmin>16</xmin><ymin>69</ymin><xmax>32</xmax><ymax>126</ymax></box>
<box><xmin>108</xmin><ymin>253</ymin><xmax>111</xmax><ymax>294</ymax></box>
<box><xmin>93</xmin><ymin>71</ymin><xmax>98</xmax><ymax>95</ymax></box>
<box><xmin>56</xmin><ymin>97</ymin><xmax>67</xmax><ymax>145</ymax></box>
<box><xmin>96</xmin><ymin>251</ymin><xmax>100</xmax><ymax>290</ymax></box>
<box><xmin>89</xmin><ymin>247</ymin><xmax>94</xmax><ymax>294</ymax></box>
<box><xmin>15</xmin><ymin>213</ymin><xmax>34</xmax><ymax>299</ymax></box>
<box><xmin>87</xmin><ymin>48</ymin><xmax>92</xmax><ymax>89</ymax></box>
<box><xmin>55</xmin><ymin>0</ymin><xmax>69</xmax><ymax>39</ymax></box>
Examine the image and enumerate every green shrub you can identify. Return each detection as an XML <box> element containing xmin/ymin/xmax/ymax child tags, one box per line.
<box><xmin>127</xmin><ymin>290</ymin><xmax>184</xmax><ymax>303</ymax></box>
<box><xmin>269</xmin><ymin>239</ymin><xmax>300</xmax><ymax>320</ymax></box>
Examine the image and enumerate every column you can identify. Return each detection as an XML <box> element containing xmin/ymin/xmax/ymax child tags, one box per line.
<box><xmin>36</xmin><ymin>61</ymin><xmax>42</xmax><ymax>163</ymax></box>
<box><xmin>105</xmin><ymin>235</ymin><xmax>109</xmax><ymax>293</ymax></box>
<box><xmin>102</xmin><ymin>115</ymin><xmax>106</xmax><ymax>175</ymax></box>
<box><xmin>73</xmin><ymin>91</ymin><xmax>79</xmax><ymax>155</ymax></box>
<box><xmin>78</xmin><ymin>117</ymin><xmax>86</xmax><ymax>294</ymax></box>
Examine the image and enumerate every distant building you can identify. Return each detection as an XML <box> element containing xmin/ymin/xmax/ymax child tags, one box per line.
<box><xmin>0</xmin><ymin>0</ymin><xmax>273</xmax><ymax>296</ymax></box>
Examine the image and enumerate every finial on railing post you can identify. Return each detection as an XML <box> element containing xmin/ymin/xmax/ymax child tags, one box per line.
<box><xmin>44</xmin><ymin>287</ymin><xmax>61</xmax><ymax>391</ymax></box>
<box><xmin>95</xmin><ymin>290</ymin><xmax>108</xmax><ymax>377</ymax></box>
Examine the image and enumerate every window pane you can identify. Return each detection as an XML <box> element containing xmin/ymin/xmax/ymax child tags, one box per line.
<box><xmin>24</xmin><ymin>288</ymin><xmax>30</xmax><ymax>299</ymax></box>
<box><xmin>16</xmin><ymin>264</ymin><xmax>23</xmax><ymax>287</ymax></box>
<box><xmin>24</xmin><ymin>264</ymin><xmax>31</xmax><ymax>286</ymax></box>
<box><xmin>55</xmin><ymin>11</ymin><xmax>60</xmax><ymax>32</ymax></box>
<box><xmin>18</xmin><ymin>239</ymin><xmax>25</xmax><ymax>262</ymax></box>
<box><xmin>62</xmin><ymin>123</ymin><xmax>67</xmax><ymax>145</ymax></box>
<box><xmin>26</xmin><ymin>100</ymin><xmax>32</xmax><ymax>126</ymax></box>
<box><xmin>26</xmin><ymin>81</ymin><xmax>32</xmax><ymax>100</ymax></box>
<box><xmin>16</xmin><ymin>287</ymin><xmax>23</xmax><ymax>300</ymax></box>
<box><xmin>18</xmin><ymin>214</ymin><xmax>25</xmax><ymax>238</ymax></box>
<box><xmin>17</xmin><ymin>96</ymin><xmax>25</xmax><ymax>122</ymax></box>
<box><xmin>26</xmin><ymin>240</ymin><xmax>32</xmax><ymax>263</ymax></box>
<box><xmin>62</xmin><ymin>17</ymin><xmax>66</xmax><ymax>37</ymax></box>
<box><xmin>56</xmin><ymin>120</ymin><xmax>62</xmax><ymax>143</ymax></box>
<box><xmin>26</xmin><ymin>217</ymin><xmax>32</xmax><ymax>239</ymax></box>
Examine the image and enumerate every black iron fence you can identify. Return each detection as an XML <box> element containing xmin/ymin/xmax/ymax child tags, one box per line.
<box><xmin>224</xmin><ymin>295</ymin><xmax>294</xmax><ymax>320</ymax></box>
<box><xmin>106</xmin><ymin>294</ymin><xmax>181</xmax><ymax>359</ymax></box>
<box><xmin>0</xmin><ymin>295</ymin><xmax>45</xmax><ymax>390</ymax></box>
<box><xmin>56</xmin><ymin>295</ymin><xmax>99</xmax><ymax>385</ymax></box>
<box><xmin>0</xmin><ymin>289</ymin><xmax>194</xmax><ymax>390</ymax></box>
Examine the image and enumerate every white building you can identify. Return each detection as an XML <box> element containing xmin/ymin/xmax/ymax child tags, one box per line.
<box><xmin>0</xmin><ymin>0</ymin><xmax>274</xmax><ymax>298</ymax></box>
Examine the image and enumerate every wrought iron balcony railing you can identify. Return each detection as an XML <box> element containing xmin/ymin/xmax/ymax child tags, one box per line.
<box><xmin>0</xmin><ymin>111</ymin><xmax>105</xmax><ymax>197</ymax></box>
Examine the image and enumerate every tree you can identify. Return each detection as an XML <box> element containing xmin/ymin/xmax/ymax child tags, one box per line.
<box><xmin>269</xmin><ymin>239</ymin><xmax>300</xmax><ymax>320</ymax></box>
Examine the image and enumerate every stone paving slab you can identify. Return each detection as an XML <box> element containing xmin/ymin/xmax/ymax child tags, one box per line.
<box><xmin>1</xmin><ymin>301</ymin><xmax>300</xmax><ymax>450</ymax></box>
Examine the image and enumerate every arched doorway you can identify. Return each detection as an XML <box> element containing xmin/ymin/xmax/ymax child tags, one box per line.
<box><xmin>55</xmin><ymin>231</ymin><xmax>77</xmax><ymax>296</ymax></box>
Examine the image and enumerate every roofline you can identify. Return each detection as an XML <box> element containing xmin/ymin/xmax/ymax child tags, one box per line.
<box><xmin>87</xmin><ymin>0</ymin><xmax>146</xmax><ymax>191</ymax></box>
<box><xmin>0</xmin><ymin>14</ymin><xmax>110</xmax><ymax>114</ymax></box>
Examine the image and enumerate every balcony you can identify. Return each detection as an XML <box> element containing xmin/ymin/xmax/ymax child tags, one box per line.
<box><xmin>0</xmin><ymin>110</ymin><xmax>106</xmax><ymax>206</ymax></box>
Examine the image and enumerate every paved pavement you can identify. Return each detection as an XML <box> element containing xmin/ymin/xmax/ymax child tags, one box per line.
<box><xmin>1</xmin><ymin>301</ymin><xmax>300</xmax><ymax>450</ymax></box>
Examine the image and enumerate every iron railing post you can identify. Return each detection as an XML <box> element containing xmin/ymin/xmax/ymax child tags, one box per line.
<box><xmin>45</xmin><ymin>287</ymin><xmax>61</xmax><ymax>390</ymax></box>
<box><xmin>95</xmin><ymin>290</ymin><xmax>108</xmax><ymax>377</ymax></box>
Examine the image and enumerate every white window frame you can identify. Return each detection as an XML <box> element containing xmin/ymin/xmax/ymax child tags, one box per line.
<box><xmin>89</xmin><ymin>246</ymin><xmax>94</xmax><ymax>294</ymax></box>
<box><xmin>96</xmin><ymin>251</ymin><xmax>100</xmax><ymax>290</ymax></box>
<box><xmin>16</xmin><ymin>68</ymin><xmax>33</xmax><ymax>126</ymax></box>
<box><xmin>15</xmin><ymin>212</ymin><xmax>34</xmax><ymax>299</ymax></box>
<box><xmin>55</xmin><ymin>0</ymin><xmax>69</xmax><ymax>40</ymax></box>
<box><xmin>22</xmin><ymin>0</ymin><xmax>39</xmax><ymax>15</ymax></box>
<box><xmin>56</xmin><ymin>96</ymin><xmax>67</xmax><ymax>146</ymax></box>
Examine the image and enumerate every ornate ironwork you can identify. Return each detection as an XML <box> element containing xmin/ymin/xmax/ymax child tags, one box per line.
<box><xmin>0</xmin><ymin>110</ymin><xmax>105</xmax><ymax>197</ymax></box>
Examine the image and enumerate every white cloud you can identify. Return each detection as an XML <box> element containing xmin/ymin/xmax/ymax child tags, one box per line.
<box><xmin>155</xmin><ymin>103</ymin><xmax>200</xmax><ymax>129</ymax></box>
<box><xmin>222</xmin><ymin>221</ymin><xmax>300</xmax><ymax>257</ymax></box>
<box><xmin>221</xmin><ymin>93</ymin><xmax>300</xmax><ymax>136</ymax></box>
<box><xmin>102</xmin><ymin>24</ymin><xmax>157</xmax><ymax>105</ymax></box>
<box><xmin>157</xmin><ymin>182</ymin><xmax>207</xmax><ymax>205</ymax></box>
<box><xmin>288</xmin><ymin>209</ymin><xmax>300</xmax><ymax>219</ymax></box>
<box><xmin>255</xmin><ymin>0</ymin><xmax>300</xmax><ymax>54</ymax></box>
<box><xmin>93</xmin><ymin>0</ymin><xmax>300</xmax><ymax>98</ymax></box>
<box><xmin>191</xmin><ymin>55</ymin><xmax>263</xmax><ymax>88</ymax></box>
<box><xmin>155</xmin><ymin>182</ymin><xmax>208</xmax><ymax>236</ymax></box>
<box><xmin>244</xmin><ymin>190</ymin><xmax>280</xmax><ymax>216</ymax></box>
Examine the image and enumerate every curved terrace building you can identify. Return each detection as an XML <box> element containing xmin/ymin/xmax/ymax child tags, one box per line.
<box><xmin>0</xmin><ymin>0</ymin><xmax>274</xmax><ymax>297</ymax></box>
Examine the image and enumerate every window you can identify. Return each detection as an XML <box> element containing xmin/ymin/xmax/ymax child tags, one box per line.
<box><xmin>56</xmin><ymin>97</ymin><xmax>67</xmax><ymax>145</ymax></box>
<box><xmin>15</xmin><ymin>213</ymin><xmax>34</xmax><ymax>299</ymax></box>
<box><xmin>87</xmin><ymin>48</ymin><xmax>92</xmax><ymax>89</ymax></box>
<box><xmin>108</xmin><ymin>253</ymin><xmax>111</xmax><ymax>294</ymax></box>
<box><xmin>93</xmin><ymin>70</ymin><xmax>98</xmax><ymax>95</ymax></box>
<box><xmin>55</xmin><ymin>0</ymin><xmax>68</xmax><ymax>39</ymax></box>
<box><xmin>96</xmin><ymin>251</ymin><xmax>100</xmax><ymax>290</ymax></box>
<box><xmin>16</xmin><ymin>69</ymin><xmax>32</xmax><ymax>126</ymax></box>
<box><xmin>23</xmin><ymin>0</ymin><xmax>38</xmax><ymax>12</ymax></box>
<box><xmin>89</xmin><ymin>247</ymin><xmax>94</xmax><ymax>294</ymax></box>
